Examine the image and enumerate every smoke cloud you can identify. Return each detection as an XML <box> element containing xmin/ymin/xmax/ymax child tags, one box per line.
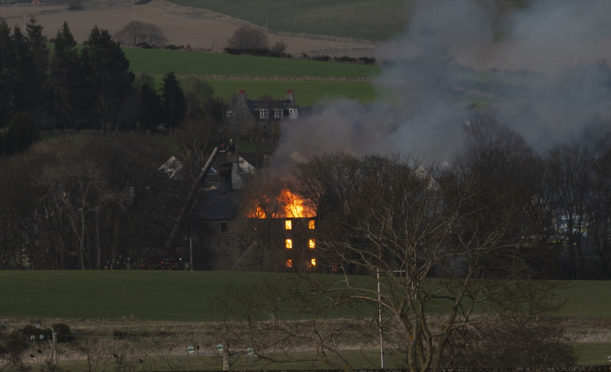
<box><xmin>272</xmin><ymin>0</ymin><xmax>611</xmax><ymax>169</ymax></box>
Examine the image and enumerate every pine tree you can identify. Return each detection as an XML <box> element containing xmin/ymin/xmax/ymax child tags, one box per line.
<box><xmin>25</xmin><ymin>16</ymin><xmax>50</xmax><ymax>128</ymax></box>
<box><xmin>161</xmin><ymin>72</ymin><xmax>186</xmax><ymax>130</ymax></box>
<box><xmin>82</xmin><ymin>26</ymin><xmax>135</xmax><ymax>131</ymax></box>
<box><xmin>50</xmin><ymin>22</ymin><xmax>85</xmax><ymax>129</ymax></box>
<box><xmin>0</xmin><ymin>23</ymin><xmax>16</xmax><ymax>128</ymax></box>
<box><xmin>1</xmin><ymin>112</ymin><xmax>39</xmax><ymax>156</ymax></box>
<box><xmin>11</xmin><ymin>27</ymin><xmax>35</xmax><ymax>117</ymax></box>
<box><xmin>138</xmin><ymin>81</ymin><xmax>162</xmax><ymax>131</ymax></box>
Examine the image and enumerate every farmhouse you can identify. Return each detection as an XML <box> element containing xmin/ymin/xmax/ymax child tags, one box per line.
<box><xmin>225</xmin><ymin>89</ymin><xmax>311</xmax><ymax>141</ymax></box>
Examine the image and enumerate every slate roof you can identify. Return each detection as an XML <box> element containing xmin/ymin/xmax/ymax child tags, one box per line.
<box><xmin>190</xmin><ymin>189</ymin><xmax>242</xmax><ymax>221</ymax></box>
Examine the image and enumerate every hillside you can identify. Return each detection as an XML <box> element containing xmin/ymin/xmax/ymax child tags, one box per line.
<box><xmin>0</xmin><ymin>0</ymin><xmax>377</xmax><ymax>56</ymax></box>
<box><xmin>165</xmin><ymin>0</ymin><xmax>410</xmax><ymax>41</ymax></box>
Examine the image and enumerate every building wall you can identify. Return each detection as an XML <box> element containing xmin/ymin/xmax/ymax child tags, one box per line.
<box><xmin>198</xmin><ymin>217</ymin><xmax>319</xmax><ymax>272</ymax></box>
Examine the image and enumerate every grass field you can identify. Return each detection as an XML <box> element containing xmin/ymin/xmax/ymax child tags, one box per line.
<box><xmin>205</xmin><ymin>79</ymin><xmax>376</xmax><ymax>105</ymax></box>
<box><xmin>123</xmin><ymin>48</ymin><xmax>379</xmax><ymax>79</ymax></box>
<box><xmin>1</xmin><ymin>271</ymin><xmax>609</xmax><ymax>370</ymax></box>
<box><xmin>165</xmin><ymin>0</ymin><xmax>409</xmax><ymax>41</ymax></box>
<box><xmin>9</xmin><ymin>346</ymin><xmax>611</xmax><ymax>371</ymax></box>
<box><xmin>123</xmin><ymin>47</ymin><xmax>378</xmax><ymax>104</ymax></box>
<box><xmin>573</xmin><ymin>343</ymin><xmax>611</xmax><ymax>365</ymax></box>
<box><xmin>1</xmin><ymin>271</ymin><xmax>610</xmax><ymax>321</ymax></box>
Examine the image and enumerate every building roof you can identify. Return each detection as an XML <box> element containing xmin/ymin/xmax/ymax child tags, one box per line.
<box><xmin>190</xmin><ymin>189</ymin><xmax>242</xmax><ymax>221</ymax></box>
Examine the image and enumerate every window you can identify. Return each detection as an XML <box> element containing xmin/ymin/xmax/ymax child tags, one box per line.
<box><xmin>308</xmin><ymin>220</ymin><xmax>316</xmax><ymax>230</ymax></box>
<box><xmin>259</xmin><ymin>109</ymin><xmax>269</xmax><ymax>119</ymax></box>
<box><xmin>284</xmin><ymin>220</ymin><xmax>292</xmax><ymax>230</ymax></box>
<box><xmin>308</xmin><ymin>239</ymin><xmax>316</xmax><ymax>249</ymax></box>
<box><xmin>285</xmin><ymin>259</ymin><xmax>293</xmax><ymax>268</ymax></box>
<box><xmin>285</xmin><ymin>239</ymin><xmax>293</xmax><ymax>249</ymax></box>
<box><xmin>273</xmin><ymin>109</ymin><xmax>283</xmax><ymax>119</ymax></box>
<box><xmin>310</xmin><ymin>258</ymin><xmax>317</xmax><ymax>268</ymax></box>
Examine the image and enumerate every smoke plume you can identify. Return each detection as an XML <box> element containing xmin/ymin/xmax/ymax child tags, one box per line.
<box><xmin>273</xmin><ymin>0</ymin><xmax>611</xmax><ymax>168</ymax></box>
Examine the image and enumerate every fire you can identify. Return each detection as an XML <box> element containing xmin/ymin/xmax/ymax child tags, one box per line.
<box><xmin>247</xmin><ymin>189</ymin><xmax>315</xmax><ymax>219</ymax></box>
<box><xmin>279</xmin><ymin>189</ymin><xmax>316</xmax><ymax>218</ymax></box>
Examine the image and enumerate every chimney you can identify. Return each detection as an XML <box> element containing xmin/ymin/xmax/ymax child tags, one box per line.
<box><xmin>237</xmin><ymin>89</ymin><xmax>247</xmax><ymax>105</ymax></box>
<box><xmin>286</xmin><ymin>89</ymin><xmax>295</xmax><ymax>103</ymax></box>
<box><xmin>219</xmin><ymin>162</ymin><xmax>233</xmax><ymax>195</ymax></box>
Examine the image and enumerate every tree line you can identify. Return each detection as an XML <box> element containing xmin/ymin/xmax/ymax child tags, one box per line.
<box><xmin>213</xmin><ymin>116</ymin><xmax>609</xmax><ymax>371</ymax></box>
<box><xmin>239</xmin><ymin>113</ymin><xmax>610</xmax><ymax>280</ymax></box>
<box><xmin>0</xmin><ymin>17</ymin><xmax>225</xmax><ymax>156</ymax></box>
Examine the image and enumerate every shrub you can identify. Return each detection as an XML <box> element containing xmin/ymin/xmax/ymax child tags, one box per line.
<box><xmin>67</xmin><ymin>0</ymin><xmax>83</xmax><ymax>11</ymax></box>
<box><xmin>114</xmin><ymin>21</ymin><xmax>167</xmax><ymax>48</ymax></box>
<box><xmin>52</xmin><ymin>323</ymin><xmax>73</xmax><ymax>343</ymax></box>
<box><xmin>113</xmin><ymin>330</ymin><xmax>129</xmax><ymax>339</ymax></box>
<box><xmin>226</xmin><ymin>26</ymin><xmax>268</xmax><ymax>51</ymax></box>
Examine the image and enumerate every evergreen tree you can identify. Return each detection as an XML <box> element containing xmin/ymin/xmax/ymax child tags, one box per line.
<box><xmin>11</xmin><ymin>27</ymin><xmax>36</xmax><ymax>115</ymax></box>
<box><xmin>82</xmin><ymin>26</ymin><xmax>134</xmax><ymax>131</ymax></box>
<box><xmin>1</xmin><ymin>112</ymin><xmax>39</xmax><ymax>156</ymax></box>
<box><xmin>161</xmin><ymin>72</ymin><xmax>186</xmax><ymax>130</ymax></box>
<box><xmin>138</xmin><ymin>81</ymin><xmax>162</xmax><ymax>131</ymax></box>
<box><xmin>50</xmin><ymin>22</ymin><xmax>86</xmax><ymax>130</ymax></box>
<box><xmin>0</xmin><ymin>23</ymin><xmax>16</xmax><ymax>128</ymax></box>
<box><xmin>25</xmin><ymin>17</ymin><xmax>50</xmax><ymax>128</ymax></box>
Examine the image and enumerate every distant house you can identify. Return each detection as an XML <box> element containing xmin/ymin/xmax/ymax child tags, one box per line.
<box><xmin>225</xmin><ymin>89</ymin><xmax>311</xmax><ymax>140</ymax></box>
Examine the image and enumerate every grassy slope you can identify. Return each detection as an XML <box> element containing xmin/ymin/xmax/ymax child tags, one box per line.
<box><xmin>165</xmin><ymin>0</ymin><xmax>409</xmax><ymax>41</ymax></box>
<box><xmin>123</xmin><ymin>47</ymin><xmax>378</xmax><ymax>104</ymax></box>
<box><xmin>206</xmin><ymin>79</ymin><xmax>375</xmax><ymax>105</ymax></box>
<box><xmin>123</xmin><ymin>48</ymin><xmax>378</xmax><ymax>78</ymax></box>
<box><xmin>1</xmin><ymin>271</ymin><xmax>610</xmax><ymax>321</ymax></box>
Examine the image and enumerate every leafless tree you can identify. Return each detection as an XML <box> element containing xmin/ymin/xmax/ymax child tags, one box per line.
<box><xmin>541</xmin><ymin>144</ymin><xmax>593</xmax><ymax>279</ymax></box>
<box><xmin>226</xmin><ymin>26</ymin><xmax>268</xmax><ymax>51</ymax></box>
<box><xmin>0</xmin><ymin>133</ymin><xmax>176</xmax><ymax>269</ymax></box>
<box><xmin>277</xmin><ymin>134</ymin><xmax>572</xmax><ymax>370</ymax></box>
<box><xmin>113</xmin><ymin>21</ymin><xmax>167</xmax><ymax>48</ymax></box>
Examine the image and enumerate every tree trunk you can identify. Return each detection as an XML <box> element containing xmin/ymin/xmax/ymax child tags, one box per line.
<box><xmin>96</xmin><ymin>210</ymin><xmax>101</xmax><ymax>270</ymax></box>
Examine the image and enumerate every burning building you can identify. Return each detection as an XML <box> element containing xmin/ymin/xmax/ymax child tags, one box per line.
<box><xmin>247</xmin><ymin>189</ymin><xmax>318</xmax><ymax>272</ymax></box>
<box><xmin>187</xmin><ymin>150</ymin><xmax>319</xmax><ymax>272</ymax></box>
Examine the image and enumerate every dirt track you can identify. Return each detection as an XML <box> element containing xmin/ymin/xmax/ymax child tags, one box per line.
<box><xmin>0</xmin><ymin>1</ymin><xmax>377</xmax><ymax>56</ymax></box>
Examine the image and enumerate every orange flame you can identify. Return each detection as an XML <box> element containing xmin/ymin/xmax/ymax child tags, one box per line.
<box><xmin>247</xmin><ymin>189</ymin><xmax>315</xmax><ymax>219</ymax></box>
<box><xmin>279</xmin><ymin>189</ymin><xmax>316</xmax><ymax>218</ymax></box>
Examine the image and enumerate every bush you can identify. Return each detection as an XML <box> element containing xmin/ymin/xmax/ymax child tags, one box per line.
<box><xmin>226</xmin><ymin>26</ymin><xmax>268</xmax><ymax>51</ymax></box>
<box><xmin>334</xmin><ymin>55</ymin><xmax>357</xmax><ymax>64</ymax></box>
<box><xmin>113</xmin><ymin>330</ymin><xmax>129</xmax><ymax>339</ymax></box>
<box><xmin>114</xmin><ymin>21</ymin><xmax>167</xmax><ymax>48</ymax></box>
<box><xmin>67</xmin><ymin>0</ymin><xmax>83</xmax><ymax>11</ymax></box>
<box><xmin>52</xmin><ymin>323</ymin><xmax>73</xmax><ymax>343</ymax></box>
<box><xmin>1</xmin><ymin>330</ymin><xmax>28</xmax><ymax>369</ymax></box>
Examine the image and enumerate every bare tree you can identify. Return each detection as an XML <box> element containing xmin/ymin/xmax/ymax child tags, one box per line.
<box><xmin>541</xmin><ymin>144</ymin><xmax>593</xmax><ymax>279</ymax></box>
<box><xmin>226</xmin><ymin>26</ymin><xmax>268</xmax><ymax>51</ymax></box>
<box><xmin>280</xmin><ymin>147</ymin><xmax>572</xmax><ymax>370</ymax></box>
<box><xmin>113</xmin><ymin>21</ymin><xmax>167</xmax><ymax>48</ymax></box>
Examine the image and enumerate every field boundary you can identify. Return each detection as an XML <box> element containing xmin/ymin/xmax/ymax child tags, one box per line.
<box><xmin>180</xmin><ymin>74</ymin><xmax>371</xmax><ymax>82</ymax></box>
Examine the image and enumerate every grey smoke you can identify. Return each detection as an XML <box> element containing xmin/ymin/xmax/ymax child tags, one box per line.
<box><xmin>272</xmin><ymin>0</ymin><xmax>611</xmax><ymax>169</ymax></box>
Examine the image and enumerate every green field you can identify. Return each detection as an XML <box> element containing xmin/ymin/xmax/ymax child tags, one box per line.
<box><xmin>0</xmin><ymin>271</ymin><xmax>610</xmax><ymax>321</ymax></box>
<box><xmin>123</xmin><ymin>48</ymin><xmax>379</xmax><ymax>79</ymax></box>
<box><xmin>123</xmin><ymin>47</ymin><xmax>378</xmax><ymax>104</ymax></box>
<box><xmin>206</xmin><ymin>79</ymin><xmax>376</xmax><ymax>105</ymax></box>
<box><xmin>12</xmin><ymin>346</ymin><xmax>611</xmax><ymax>371</ymax></box>
<box><xmin>166</xmin><ymin>0</ymin><xmax>409</xmax><ymax>41</ymax></box>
